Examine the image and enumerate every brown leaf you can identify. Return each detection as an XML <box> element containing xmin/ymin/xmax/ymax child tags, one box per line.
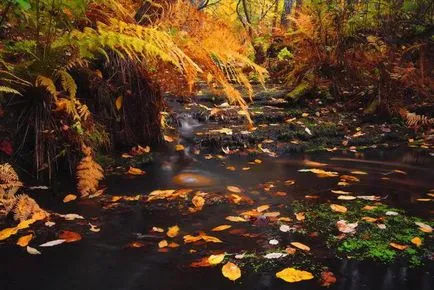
<box><xmin>59</xmin><ymin>231</ymin><xmax>82</xmax><ymax>243</ymax></box>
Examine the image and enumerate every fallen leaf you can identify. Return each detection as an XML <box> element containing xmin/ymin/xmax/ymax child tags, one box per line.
<box><xmin>415</xmin><ymin>222</ymin><xmax>432</xmax><ymax>233</ymax></box>
<box><xmin>336</xmin><ymin>220</ymin><xmax>358</xmax><ymax>233</ymax></box>
<box><xmin>351</xmin><ymin>171</ymin><xmax>368</xmax><ymax>175</ymax></box>
<box><xmin>276</xmin><ymin>267</ymin><xmax>314</xmax><ymax>283</ymax></box>
<box><xmin>385</xmin><ymin>211</ymin><xmax>399</xmax><ymax>216</ymax></box>
<box><xmin>39</xmin><ymin>239</ymin><xmax>66</xmax><ymax>247</ymax></box>
<box><xmin>269</xmin><ymin>239</ymin><xmax>279</xmax><ymax>245</ymax></box>
<box><xmin>337</xmin><ymin>195</ymin><xmax>356</xmax><ymax>200</ymax></box>
<box><xmin>340</xmin><ymin>175</ymin><xmax>360</xmax><ymax>182</ymax></box>
<box><xmin>60</xmin><ymin>213</ymin><xmax>84</xmax><ymax>220</ymax></box>
<box><xmin>127</xmin><ymin>241</ymin><xmax>145</xmax><ymax>248</ymax></box>
<box><xmin>377</xmin><ymin>224</ymin><xmax>386</xmax><ymax>229</ymax></box>
<box><xmin>17</xmin><ymin>234</ymin><xmax>33</xmax><ymax>247</ymax></box>
<box><xmin>212</xmin><ymin>225</ymin><xmax>232</xmax><ymax>232</ymax></box>
<box><xmin>164</xmin><ymin>135</ymin><xmax>174</xmax><ymax>142</ymax></box>
<box><xmin>280</xmin><ymin>225</ymin><xmax>291</xmax><ymax>232</ymax></box>
<box><xmin>115</xmin><ymin>95</ymin><xmax>123</xmax><ymax>110</ymax></box>
<box><xmin>256</xmin><ymin>205</ymin><xmax>270</xmax><ymax>212</ymax></box>
<box><xmin>168</xmin><ymin>242</ymin><xmax>179</xmax><ymax>248</ymax></box>
<box><xmin>362</xmin><ymin>205</ymin><xmax>377</xmax><ymax>211</ymax></box>
<box><xmin>390</xmin><ymin>242</ymin><xmax>408</xmax><ymax>251</ymax></box>
<box><xmin>26</xmin><ymin>246</ymin><xmax>41</xmax><ymax>255</ymax></box>
<box><xmin>298</xmin><ymin>169</ymin><xmax>338</xmax><ymax>178</ymax></box>
<box><xmin>192</xmin><ymin>195</ymin><xmax>205</xmax><ymax>209</ymax></box>
<box><xmin>264</xmin><ymin>252</ymin><xmax>287</xmax><ymax>259</ymax></box>
<box><xmin>167</xmin><ymin>225</ymin><xmax>180</xmax><ymax>238</ymax></box>
<box><xmin>45</xmin><ymin>221</ymin><xmax>55</xmax><ymax>227</ymax></box>
<box><xmin>63</xmin><ymin>194</ymin><xmax>77</xmax><ymax>203</ymax></box>
<box><xmin>285</xmin><ymin>247</ymin><xmax>296</xmax><ymax>255</ymax></box>
<box><xmin>295</xmin><ymin>212</ymin><xmax>305</xmax><ymax>221</ymax></box>
<box><xmin>226</xmin><ymin>216</ymin><xmax>247</xmax><ymax>222</ymax></box>
<box><xmin>158</xmin><ymin>240</ymin><xmax>168</xmax><ymax>248</ymax></box>
<box><xmin>183</xmin><ymin>235</ymin><xmax>203</xmax><ymax>243</ymax></box>
<box><xmin>190</xmin><ymin>257</ymin><xmax>211</xmax><ymax>267</ymax></box>
<box><xmin>59</xmin><ymin>231</ymin><xmax>82</xmax><ymax>243</ymax></box>
<box><xmin>128</xmin><ymin>167</ymin><xmax>145</xmax><ymax>175</ymax></box>
<box><xmin>330</xmin><ymin>204</ymin><xmax>347</xmax><ymax>213</ymax></box>
<box><xmin>201</xmin><ymin>234</ymin><xmax>223</xmax><ymax>243</ymax></box>
<box><xmin>290</xmin><ymin>242</ymin><xmax>310</xmax><ymax>251</ymax></box>
<box><xmin>89</xmin><ymin>223</ymin><xmax>100</xmax><ymax>232</ymax></box>
<box><xmin>411</xmin><ymin>237</ymin><xmax>422</xmax><ymax>247</ymax></box>
<box><xmin>175</xmin><ymin>144</ymin><xmax>185</xmax><ymax>151</ymax></box>
<box><xmin>284</xmin><ymin>179</ymin><xmax>296</xmax><ymax>186</ymax></box>
<box><xmin>361</xmin><ymin>217</ymin><xmax>378</xmax><ymax>223</ymax></box>
<box><xmin>226</xmin><ymin>186</ymin><xmax>242</xmax><ymax>193</ymax></box>
<box><xmin>321</xmin><ymin>271</ymin><xmax>337</xmax><ymax>287</ymax></box>
<box><xmin>152</xmin><ymin>227</ymin><xmax>165</xmax><ymax>233</ymax></box>
<box><xmin>208</xmin><ymin>254</ymin><xmax>225</xmax><ymax>265</ymax></box>
<box><xmin>331</xmin><ymin>190</ymin><xmax>351</xmax><ymax>195</ymax></box>
<box><xmin>222</xmin><ymin>262</ymin><xmax>241</xmax><ymax>281</ymax></box>
<box><xmin>416</xmin><ymin>198</ymin><xmax>431</xmax><ymax>202</ymax></box>
<box><xmin>254</xmin><ymin>159</ymin><xmax>262</xmax><ymax>164</ymax></box>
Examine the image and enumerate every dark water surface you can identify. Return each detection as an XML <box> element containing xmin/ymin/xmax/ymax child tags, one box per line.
<box><xmin>1</xmin><ymin>149</ymin><xmax>433</xmax><ymax>290</ymax></box>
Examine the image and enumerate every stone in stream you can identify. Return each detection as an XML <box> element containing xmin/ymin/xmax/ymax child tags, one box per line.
<box><xmin>172</xmin><ymin>172</ymin><xmax>215</xmax><ymax>187</ymax></box>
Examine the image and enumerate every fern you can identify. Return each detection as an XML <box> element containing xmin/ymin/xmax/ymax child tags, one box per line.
<box><xmin>35</xmin><ymin>75</ymin><xmax>58</xmax><ymax>100</ymax></box>
<box><xmin>76</xmin><ymin>145</ymin><xmax>104</xmax><ymax>197</ymax></box>
<box><xmin>56</xmin><ymin>70</ymin><xmax>77</xmax><ymax>98</ymax></box>
<box><xmin>0</xmin><ymin>86</ymin><xmax>22</xmax><ymax>95</ymax></box>
<box><xmin>399</xmin><ymin>108</ymin><xmax>433</xmax><ymax>129</ymax></box>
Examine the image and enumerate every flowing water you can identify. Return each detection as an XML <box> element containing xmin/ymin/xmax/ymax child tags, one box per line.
<box><xmin>1</xmin><ymin>147</ymin><xmax>433</xmax><ymax>290</ymax></box>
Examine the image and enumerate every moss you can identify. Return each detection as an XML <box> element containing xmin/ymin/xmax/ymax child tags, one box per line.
<box><xmin>292</xmin><ymin>201</ymin><xmax>433</xmax><ymax>266</ymax></box>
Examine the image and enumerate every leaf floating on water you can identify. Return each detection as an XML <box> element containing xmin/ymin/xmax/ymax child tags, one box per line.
<box><xmin>164</xmin><ymin>135</ymin><xmax>175</xmax><ymax>143</ymax></box>
<box><xmin>212</xmin><ymin>225</ymin><xmax>232</xmax><ymax>232</ymax></box>
<box><xmin>256</xmin><ymin>205</ymin><xmax>270</xmax><ymax>212</ymax></box>
<box><xmin>201</xmin><ymin>234</ymin><xmax>223</xmax><ymax>243</ymax></box>
<box><xmin>276</xmin><ymin>267</ymin><xmax>314</xmax><ymax>283</ymax></box>
<box><xmin>357</xmin><ymin>195</ymin><xmax>381</xmax><ymax>201</ymax></box>
<box><xmin>152</xmin><ymin>226</ymin><xmax>165</xmax><ymax>233</ymax></box>
<box><xmin>17</xmin><ymin>234</ymin><xmax>33</xmax><ymax>247</ymax></box>
<box><xmin>128</xmin><ymin>167</ymin><xmax>145</xmax><ymax>175</ymax></box>
<box><xmin>63</xmin><ymin>194</ymin><xmax>77</xmax><ymax>203</ymax></box>
<box><xmin>226</xmin><ymin>186</ymin><xmax>242</xmax><ymax>193</ymax></box>
<box><xmin>175</xmin><ymin>144</ymin><xmax>185</xmax><ymax>151</ymax></box>
<box><xmin>208</xmin><ymin>254</ymin><xmax>225</xmax><ymax>265</ymax></box>
<box><xmin>416</xmin><ymin>198</ymin><xmax>431</xmax><ymax>202</ymax></box>
<box><xmin>158</xmin><ymin>240</ymin><xmax>168</xmax><ymax>248</ymax></box>
<box><xmin>331</xmin><ymin>190</ymin><xmax>351</xmax><ymax>195</ymax></box>
<box><xmin>330</xmin><ymin>204</ymin><xmax>347</xmax><ymax>213</ymax></box>
<box><xmin>339</xmin><ymin>175</ymin><xmax>360</xmax><ymax>183</ymax></box>
<box><xmin>298</xmin><ymin>169</ymin><xmax>338</xmax><ymax>178</ymax></box>
<box><xmin>221</xmin><ymin>262</ymin><xmax>241</xmax><ymax>281</ymax></box>
<box><xmin>337</xmin><ymin>195</ymin><xmax>356</xmax><ymax>200</ymax></box>
<box><xmin>45</xmin><ymin>221</ymin><xmax>56</xmax><ymax>227</ymax></box>
<box><xmin>226</xmin><ymin>216</ymin><xmax>247</xmax><ymax>222</ymax></box>
<box><xmin>284</xmin><ymin>179</ymin><xmax>296</xmax><ymax>186</ymax></box>
<box><xmin>0</xmin><ymin>218</ymin><xmax>37</xmax><ymax>241</ymax></box>
<box><xmin>127</xmin><ymin>241</ymin><xmax>145</xmax><ymax>248</ymax></box>
<box><xmin>183</xmin><ymin>235</ymin><xmax>203</xmax><ymax>243</ymax></box>
<box><xmin>254</xmin><ymin>159</ymin><xmax>262</xmax><ymax>164</ymax></box>
<box><xmin>415</xmin><ymin>222</ymin><xmax>432</xmax><ymax>233</ymax></box>
<box><xmin>390</xmin><ymin>242</ymin><xmax>408</xmax><ymax>251</ymax></box>
<box><xmin>320</xmin><ymin>271</ymin><xmax>337</xmax><ymax>287</ymax></box>
<box><xmin>290</xmin><ymin>242</ymin><xmax>310</xmax><ymax>251</ymax></box>
<box><xmin>192</xmin><ymin>195</ymin><xmax>205</xmax><ymax>210</ymax></box>
<box><xmin>392</xmin><ymin>169</ymin><xmax>407</xmax><ymax>175</ymax></box>
<box><xmin>89</xmin><ymin>223</ymin><xmax>100</xmax><ymax>232</ymax></box>
<box><xmin>59</xmin><ymin>231</ymin><xmax>82</xmax><ymax>243</ymax></box>
<box><xmin>264</xmin><ymin>252</ymin><xmax>287</xmax><ymax>259</ymax></box>
<box><xmin>411</xmin><ymin>237</ymin><xmax>422</xmax><ymax>247</ymax></box>
<box><xmin>269</xmin><ymin>239</ymin><xmax>279</xmax><ymax>245</ymax></box>
<box><xmin>167</xmin><ymin>225</ymin><xmax>180</xmax><ymax>238</ymax></box>
<box><xmin>26</xmin><ymin>246</ymin><xmax>41</xmax><ymax>255</ymax></box>
<box><xmin>336</xmin><ymin>220</ymin><xmax>358</xmax><ymax>233</ymax></box>
<box><xmin>350</xmin><ymin>171</ymin><xmax>368</xmax><ymax>175</ymax></box>
<box><xmin>39</xmin><ymin>239</ymin><xmax>66</xmax><ymax>247</ymax></box>
<box><xmin>60</xmin><ymin>213</ymin><xmax>85</xmax><ymax>221</ymax></box>
<box><xmin>190</xmin><ymin>257</ymin><xmax>211</xmax><ymax>267</ymax></box>
<box><xmin>210</xmin><ymin>128</ymin><xmax>233</xmax><ymax>135</ymax></box>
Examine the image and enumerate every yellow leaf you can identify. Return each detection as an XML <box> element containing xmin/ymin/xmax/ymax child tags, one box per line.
<box><xmin>226</xmin><ymin>186</ymin><xmax>242</xmax><ymax>193</ymax></box>
<box><xmin>167</xmin><ymin>225</ymin><xmax>180</xmax><ymax>238</ymax></box>
<box><xmin>254</xmin><ymin>159</ymin><xmax>262</xmax><ymax>164</ymax></box>
<box><xmin>411</xmin><ymin>237</ymin><xmax>422</xmax><ymax>247</ymax></box>
<box><xmin>416</xmin><ymin>198</ymin><xmax>431</xmax><ymax>202</ymax></box>
<box><xmin>115</xmin><ymin>96</ymin><xmax>123</xmax><ymax>110</ymax></box>
<box><xmin>351</xmin><ymin>170</ymin><xmax>368</xmax><ymax>175</ymax></box>
<box><xmin>0</xmin><ymin>227</ymin><xmax>19</xmax><ymax>241</ymax></box>
<box><xmin>330</xmin><ymin>204</ymin><xmax>347</xmax><ymax>213</ymax></box>
<box><xmin>183</xmin><ymin>234</ymin><xmax>203</xmax><ymax>243</ymax></box>
<box><xmin>337</xmin><ymin>195</ymin><xmax>356</xmax><ymax>200</ymax></box>
<box><xmin>295</xmin><ymin>212</ymin><xmax>305</xmax><ymax>221</ymax></box>
<box><xmin>111</xmin><ymin>196</ymin><xmax>122</xmax><ymax>202</ymax></box>
<box><xmin>17</xmin><ymin>234</ymin><xmax>33</xmax><ymax>247</ymax></box>
<box><xmin>158</xmin><ymin>240</ymin><xmax>168</xmax><ymax>248</ymax></box>
<box><xmin>226</xmin><ymin>216</ymin><xmax>247</xmax><ymax>222</ymax></box>
<box><xmin>290</xmin><ymin>242</ymin><xmax>310</xmax><ymax>251</ymax></box>
<box><xmin>63</xmin><ymin>194</ymin><xmax>77</xmax><ymax>203</ymax></box>
<box><xmin>128</xmin><ymin>167</ymin><xmax>145</xmax><ymax>175</ymax></box>
<box><xmin>201</xmin><ymin>234</ymin><xmax>223</xmax><ymax>243</ymax></box>
<box><xmin>164</xmin><ymin>135</ymin><xmax>175</xmax><ymax>143</ymax></box>
<box><xmin>192</xmin><ymin>195</ymin><xmax>205</xmax><ymax>209</ymax></box>
<box><xmin>361</xmin><ymin>217</ymin><xmax>378</xmax><ymax>223</ymax></box>
<box><xmin>362</xmin><ymin>205</ymin><xmax>377</xmax><ymax>211</ymax></box>
<box><xmin>208</xmin><ymin>254</ymin><xmax>225</xmax><ymax>265</ymax></box>
<box><xmin>390</xmin><ymin>242</ymin><xmax>408</xmax><ymax>251</ymax></box>
<box><xmin>256</xmin><ymin>205</ymin><xmax>270</xmax><ymax>212</ymax></box>
<box><xmin>222</xmin><ymin>262</ymin><xmax>241</xmax><ymax>281</ymax></box>
<box><xmin>276</xmin><ymin>267</ymin><xmax>314</xmax><ymax>283</ymax></box>
<box><xmin>175</xmin><ymin>144</ymin><xmax>185</xmax><ymax>151</ymax></box>
<box><xmin>212</xmin><ymin>225</ymin><xmax>232</xmax><ymax>232</ymax></box>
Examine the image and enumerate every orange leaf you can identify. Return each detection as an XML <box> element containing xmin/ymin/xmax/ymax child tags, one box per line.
<box><xmin>59</xmin><ymin>231</ymin><xmax>82</xmax><ymax>243</ymax></box>
<box><xmin>16</xmin><ymin>234</ymin><xmax>33</xmax><ymax>247</ymax></box>
<box><xmin>290</xmin><ymin>242</ymin><xmax>310</xmax><ymax>251</ymax></box>
<box><xmin>63</xmin><ymin>194</ymin><xmax>77</xmax><ymax>203</ymax></box>
<box><xmin>330</xmin><ymin>204</ymin><xmax>347</xmax><ymax>213</ymax></box>
<box><xmin>167</xmin><ymin>225</ymin><xmax>180</xmax><ymax>238</ymax></box>
<box><xmin>390</xmin><ymin>242</ymin><xmax>408</xmax><ymax>250</ymax></box>
<box><xmin>222</xmin><ymin>262</ymin><xmax>241</xmax><ymax>281</ymax></box>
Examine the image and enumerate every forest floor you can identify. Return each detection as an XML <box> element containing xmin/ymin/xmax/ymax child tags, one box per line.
<box><xmin>164</xmin><ymin>84</ymin><xmax>433</xmax><ymax>157</ymax></box>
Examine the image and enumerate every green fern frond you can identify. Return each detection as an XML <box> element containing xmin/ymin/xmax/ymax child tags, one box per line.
<box><xmin>0</xmin><ymin>86</ymin><xmax>22</xmax><ymax>95</ymax></box>
<box><xmin>56</xmin><ymin>70</ymin><xmax>77</xmax><ymax>98</ymax></box>
<box><xmin>35</xmin><ymin>75</ymin><xmax>58</xmax><ymax>100</ymax></box>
